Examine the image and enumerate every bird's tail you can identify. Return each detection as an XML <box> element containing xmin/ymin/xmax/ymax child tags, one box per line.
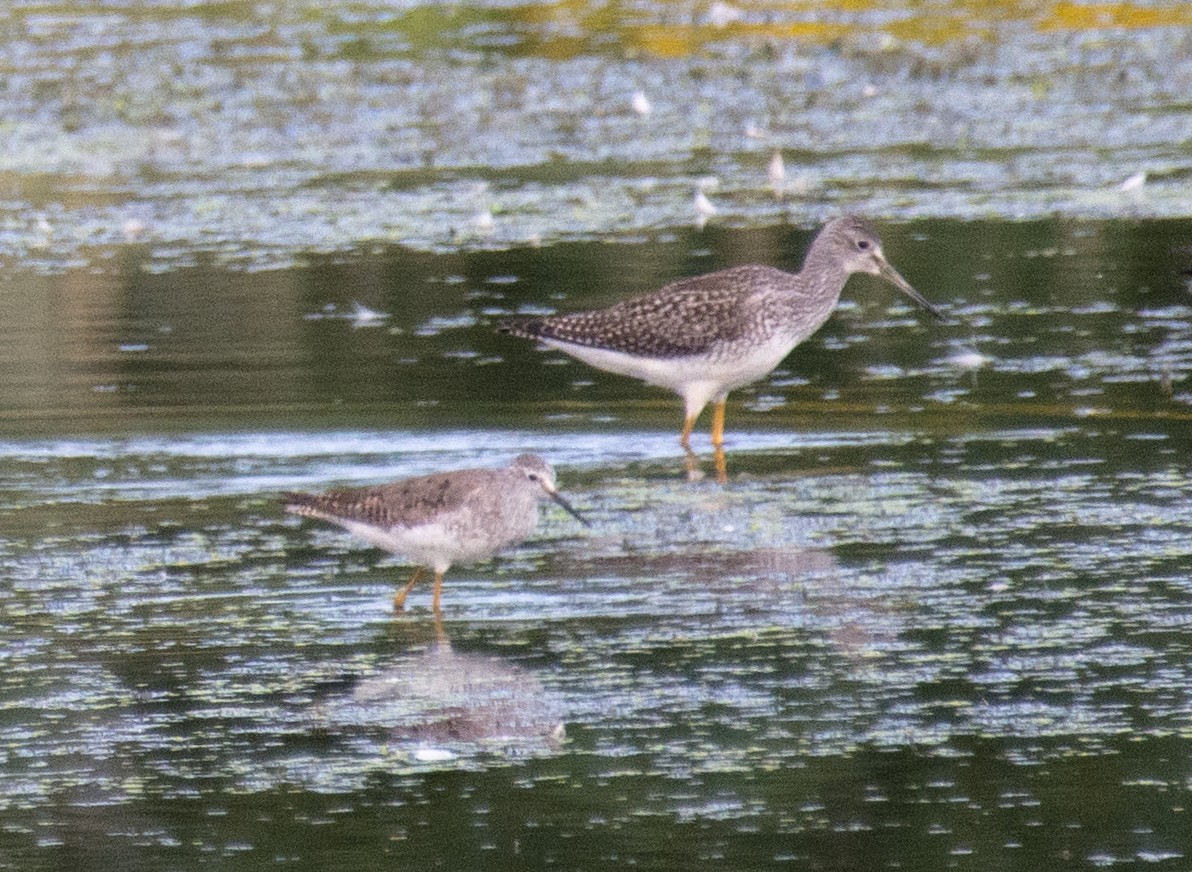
<box><xmin>496</xmin><ymin>316</ymin><xmax>547</xmax><ymax>339</ymax></box>
<box><xmin>281</xmin><ymin>492</ymin><xmax>337</xmax><ymax>522</ymax></box>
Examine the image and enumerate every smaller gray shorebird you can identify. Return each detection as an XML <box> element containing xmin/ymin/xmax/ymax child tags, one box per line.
<box><xmin>283</xmin><ymin>454</ymin><xmax>586</xmax><ymax>615</ymax></box>
<box><xmin>499</xmin><ymin>216</ymin><xmax>943</xmax><ymax>455</ymax></box>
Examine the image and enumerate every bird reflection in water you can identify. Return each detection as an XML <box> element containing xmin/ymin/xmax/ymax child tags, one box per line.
<box><xmin>567</xmin><ymin>545</ymin><xmax>908</xmax><ymax>664</ymax></box>
<box><xmin>311</xmin><ymin>622</ymin><xmax>565</xmax><ymax>756</ymax></box>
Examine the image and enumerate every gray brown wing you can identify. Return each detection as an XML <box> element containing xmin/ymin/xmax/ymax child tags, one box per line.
<box><xmin>283</xmin><ymin>468</ymin><xmax>494</xmax><ymax>530</ymax></box>
<box><xmin>500</xmin><ymin>265</ymin><xmax>786</xmax><ymax>358</ymax></box>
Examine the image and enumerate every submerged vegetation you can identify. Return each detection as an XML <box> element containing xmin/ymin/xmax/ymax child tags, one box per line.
<box><xmin>3</xmin><ymin>4</ymin><xmax>1192</xmax><ymax>869</ymax></box>
<box><xmin>1</xmin><ymin>1</ymin><xmax>1190</xmax><ymax>271</ymax></box>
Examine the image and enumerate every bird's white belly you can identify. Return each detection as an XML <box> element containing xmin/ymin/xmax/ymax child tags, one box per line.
<box><xmin>338</xmin><ymin>502</ymin><xmax>537</xmax><ymax>574</ymax></box>
<box><xmin>337</xmin><ymin>518</ymin><xmax>466</xmax><ymax>573</ymax></box>
<box><xmin>542</xmin><ymin>333</ymin><xmax>797</xmax><ymax>396</ymax></box>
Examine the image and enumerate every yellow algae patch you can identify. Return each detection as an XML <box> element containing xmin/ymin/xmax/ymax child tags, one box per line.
<box><xmin>1041</xmin><ymin>1</ymin><xmax>1192</xmax><ymax>30</ymax></box>
<box><xmin>886</xmin><ymin>13</ymin><xmax>992</xmax><ymax>45</ymax></box>
<box><xmin>629</xmin><ymin>20</ymin><xmax>847</xmax><ymax>57</ymax></box>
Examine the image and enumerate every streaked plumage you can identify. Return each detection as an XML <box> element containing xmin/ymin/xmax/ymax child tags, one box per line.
<box><xmin>283</xmin><ymin>454</ymin><xmax>586</xmax><ymax>614</ymax></box>
<box><xmin>499</xmin><ymin>216</ymin><xmax>943</xmax><ymax>453</ymax></box>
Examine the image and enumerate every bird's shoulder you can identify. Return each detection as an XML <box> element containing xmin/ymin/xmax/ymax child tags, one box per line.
<box><xmin>656</xmin><ymin>264</ymin><xmax>792</xmax><ymax>299</ymax></box>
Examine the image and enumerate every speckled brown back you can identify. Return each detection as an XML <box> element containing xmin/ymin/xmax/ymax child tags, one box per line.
<box><xmin>499</xmin><ymin>264</ymin><xmax>794</xmax><ymax>358</ymax></box>
<box><xmin>283</xmin><ymin>467</ymin><xmax>504</xmax><ymax>530</ymax></box>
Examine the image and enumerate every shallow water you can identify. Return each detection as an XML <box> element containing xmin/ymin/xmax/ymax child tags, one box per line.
<box><xmin>3</xmin><ymin>1</ymin><xmax>1192</xmax><ymax>272</ymax></box>
<box><xmin>4</xmin><ymin>215</ymin><xmax>1192</xmax><ymax>869</ymax></box>
<box><xmin>5</xmin><ymin>0</ymin><xmax>1192</xmax><ymax>867</ymax></box>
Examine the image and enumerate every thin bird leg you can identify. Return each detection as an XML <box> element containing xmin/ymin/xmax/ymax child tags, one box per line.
<box><xmin>680</xmin><ymin>414</ymin><xmax>696</xmax><ymax>449</ymax></box>
<box><xmin>432</xmin><ymin>610</ymin><xmax>448</xmax><ymax>643</ymax></box>
<box><xmin>713</xmin><ymin>445</ymin><xmax>728</xmax><ymax>484</ymax></box>
<box><xmin>710</xmin><ymin>399</ymin><xmax>726</xmax><ymax>448</ymax></box>
<box><xmin>431</xmin><ymin>570</ymin><xmax>445</xmax><ymax>617</ymax></box>
<box><xmin>393</xmin><ymin>566</ymin><xmax>424</xmax><ymax>612</ymax></box>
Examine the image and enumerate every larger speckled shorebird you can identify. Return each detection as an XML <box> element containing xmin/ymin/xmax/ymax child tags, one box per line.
<box><xmin>499</xmin><ymin>216</ymin><xmax>943</xmax><ymax>465</ymax></box>
<box><xmin>283</xmin><ymin>454</ymin><xmax>586</xmax><ymax>615</ymax></box>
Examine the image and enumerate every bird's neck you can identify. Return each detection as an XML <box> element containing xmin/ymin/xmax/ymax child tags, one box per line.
<box><xmin>782</xmin><ymin>248</ymin><xmax>850</xmax><ymax>327</ymax></box>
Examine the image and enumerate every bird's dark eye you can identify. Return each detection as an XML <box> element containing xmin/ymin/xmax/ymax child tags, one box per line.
<box><xmin>856</xmin><ymin>239</ymin><xmax>871</xmax><ymax>250</ymax></box>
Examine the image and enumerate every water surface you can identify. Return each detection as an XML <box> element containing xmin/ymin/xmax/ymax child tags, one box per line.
<box><xmin>3</xmin><ymin>217</ymin><xmax>1192</xmax><ymax>869</ymax></box>
<box><xmin>3</xmin><ymin>1</ymin><xmax>1191</xmax><ymax>271</ymax></box>
<box><xmin>4</xmin><ymin>1</ymin><xmax>1192</xmax><ymax>868</ymax></box>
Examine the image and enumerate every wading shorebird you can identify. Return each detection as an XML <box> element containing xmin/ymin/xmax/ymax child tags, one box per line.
<box><xmin>498</xmin><ymin>216</ymin><xmax>943</xmax><ymax>477</ymax></box>
<box><xmin>283</xmin><ymin>454</ymin><xmax>586</xmax><ymax>615</ymax></box>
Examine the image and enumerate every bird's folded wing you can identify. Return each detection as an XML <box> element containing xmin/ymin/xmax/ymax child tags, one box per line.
<box><xmin>283</xmin><ymin>471</ymin><xmax>489</xmax><ymax>530</ymax></box>
<box><xmin>504</xmin><ymin>265</ymin><xmax>782</xmax><ymax>357</ymax></box>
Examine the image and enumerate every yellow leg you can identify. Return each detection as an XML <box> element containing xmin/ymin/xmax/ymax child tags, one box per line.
<box><xmin>431</xmin><ymin>570</ymin><xmax>445</xmax><ymax>617</ymax></box>
<box><xmin>713</xmin><ymin>445</ymin><xmax>728</xmax><ymax>484</ymax></box>
<box><xmin>393</xmin><ymin>566</ymin><xmax>423</xmax><ymax>612</ymax></box>
<box><xmin>680</xmin><ymin>414</ymin><xmax>696</xmax><ymax>450</ymax></box>
<box><xmin>710</xmin><ymin>399</ymin><xmax>726</xmax><ymax>448</ymax></box>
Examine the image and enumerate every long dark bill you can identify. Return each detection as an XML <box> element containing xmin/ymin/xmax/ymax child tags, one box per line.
<box><xmin>550</xmin><ymin>491</ymin><xmax>590</xmax><ymax>527</ymax></box>
<box><xmin>878</xmin><ymin>259</ymin><xmax>946</xmax><ymax>322</ymax></box>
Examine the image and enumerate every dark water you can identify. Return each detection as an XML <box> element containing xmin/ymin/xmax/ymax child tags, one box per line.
<box><xmin>4</xmin><ymin>217</ymin><xmax>1192</xmax><ymax>869</ymax></box>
